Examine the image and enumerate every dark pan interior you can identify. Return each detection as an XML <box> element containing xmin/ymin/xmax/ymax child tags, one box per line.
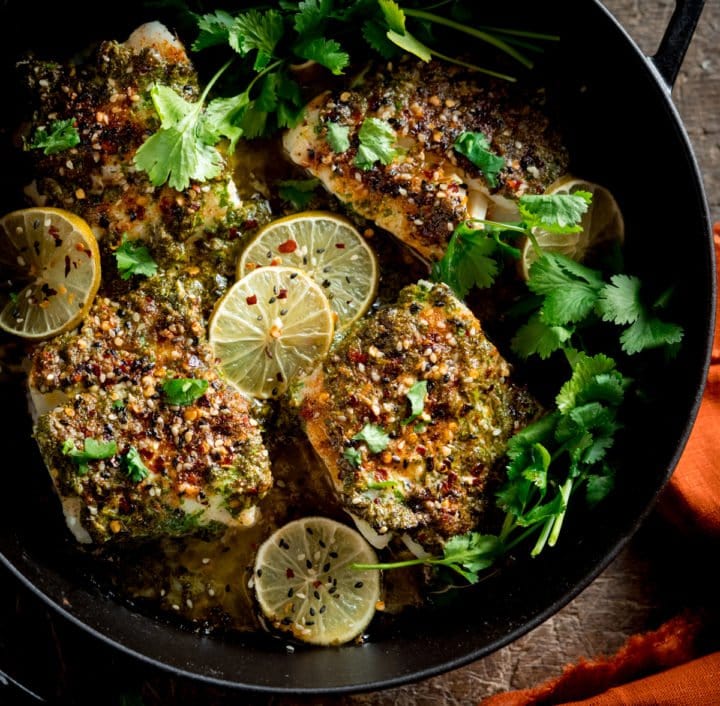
<box><xmin>0</xmin><ymin>0</ymin><xmax>714</xmax><ymax>694</ymax></box>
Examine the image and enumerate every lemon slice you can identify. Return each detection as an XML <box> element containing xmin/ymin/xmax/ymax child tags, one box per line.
<box><xmin>253</xmin><ymin>516</ymin><xmax>381</xmax><ymax>646</ymax></box>
<box><xmin>520</xmin><ymin>176</ymin><xmax>625</xmax><ymax>280</ymax></box>
<box><xmin>238</xmin><ymin>212</ymin><xmax>378</xmax><ymax>329</ymax></box>
<box><xmin>209</xmin><ymin>267</ymin><xmax>334</xmax><ymax>399</ymax></box>
<box><xmin>0</xmin><ymin>207</ymin><xmax>101</xmax><ymax>340</ymax></box>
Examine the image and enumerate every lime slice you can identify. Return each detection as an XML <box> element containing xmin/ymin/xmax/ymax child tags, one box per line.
<box><xmin>238</xmin><ymin>211</ymin><xmax>378</xmax><ymax>330</ymax></box>
<box><xmin>0</xmin><ymin>207</ymin><xmax>101</xmax><ymax>340</ymax></box>
<box><xmin>520</xmin><ymin>176</ymin><xmax>625</xmax><ymax>280</ymax></box>
<box><xmin>208</xmin><ymin>267</ymin><xmax>334</xmax><ymax>399</ymax></box>
<box><xmin>253</xmin><ymin>516</ymin><xmax>381</xmax><ymax>645</ymax></box>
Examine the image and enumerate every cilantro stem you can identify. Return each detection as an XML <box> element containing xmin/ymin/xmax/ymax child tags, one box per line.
<box><xmin>474</xmin><ymin>26</ymin><xmax>560</xmax><ymax>42</ymax></box>
<box><xmin>465</xmin><ymin>218</ymin><xmax>527</xmax><ymax>234</ymax></box>
<box><xmin>428</xmin><ymin>49</ymin><xmax>517</xmax><ymax>82</ymax></box>
<box><xmin>198</xmin><ymin>58</ymin><xmax>234</xmax><ymax>105</ymax></box>
<box><xmin>404</xmin><ymin>9</ymin><xmax>535</xmax><ymax>69</ymax></box>
<box><xmin>549</xmin><ymin>477</ymin><xmax>574</xmax><ymax>547</ymax></box>
<box><xmin>531</xmin><ymin>516</ymin><xmax>553</xmax><ymax>557</ymax></box>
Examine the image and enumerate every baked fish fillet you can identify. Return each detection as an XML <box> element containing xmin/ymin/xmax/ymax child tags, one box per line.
<box><xmin>21</xmin><ymin>24</ymin><xmax>273</xmax><ymax>544</ymax></box>
<box><xmin>301</xmin><ymin>280</ymin><xmax>540</xmax><ymax>549</ymax></box>
<box><xmin>284</xmin><ymin>59</ymin><xmax>568</xmax><ymax>263</ymax></box>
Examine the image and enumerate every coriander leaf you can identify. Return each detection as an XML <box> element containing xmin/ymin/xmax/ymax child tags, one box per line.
<box><xmin>29</xmin><ymin>118</ymin><xmax>80</xmax><ymax>155</ymax></box>
<box><xmin>555</xmin><ymin>352</ymin><xmax>620</xmax><ymax>412</ymax></box>
<box><xmin>278</xmin><ymin>178</ymin><xmax>320</xmax><ymax>209</ymax></box>
<box><xmin>62</xmin><ymin>437</ymin><xmax>117</xmax><ymax>476</ymax></box>
<box><xmin>114</xmin><ymin>235</ymin><xmax>158</xmax><ymax>280</ymax></box>
<box><xmin>352</xmin><ymin>423</ymin><xmax>390</xmax><ymax>453</ymax></box>
<box><xmin>326</xmin><ymin>121</ymin><xmax>350</xmax><ymax>153</ymax></box>
<box><xmin>440</xmin><ymin>532</ymin><xmax>501</xmax><ymax>583</ymax></box>
<box><xmin>362</xmin><ymin>19</ymin><xmax>398</xmax><ymax>59</ymax></box>
<box><xmin>123</xmin><ymin>446</ymin><xmax>150</xmax><ymax>483</ymax></box>
<box><xmin>193</xmin><ymin>10</ymin><xmax>236</xmax><ymax>51</ymax></box>
<box><xmin>378</xmin><ymin>0</ymin><xmax>406</xmax><ymax>33</ymax></box>
<box><xmin>343</xmin><ymin>447</ymin><xmax>362</xmax><ymax>468</ymax></box>
<box><xmin>511</xmin><ymin>313</ymin><xmax>573</xmax><ymax>360</ymax></box>
<box><xmin>620</xmin><ymin>313</ymin><xmax>684</xmax><ymax>355</ymax></box>
<box><xmin>528</xmin><ymin>253</ymin><xmax>601</xmax><ymax>325</ymax></box>
<box><xmin>586</xmin><ymin>466</ymin><xmax>615</xmax><ymax>506</ymax></box>
<box><xmin>295</xmin><ymin>37</ymin><xmax>350</xmax><ymax>75</ymax></box>
<box><xmin>201</xmin><ymin>93</ymin><xmax>249</xmax><ymax>152</ymax></box>
<box><xmin>513</xmin><ymin>493</ymin><xmax>565</xmax><ymax>528</ymax></box>
<box><xmin>162</xmin><ymin>378</ymin><xmax>209</xmax><ymax>406</ymax></box>
<box><xmin>386</xmin><ymin>29</ymin><xmax>433</xmax><ymax>63</ymax></box>
<box><xmin>597</xmin><ymin>274</ymin><xmax>643</xmax><ymax>325</ymax></box>
<box><xmin>354</xmin><ymin>117</ymin><xmax>405</xmax><ymax>170</ymax></box>
<box><xmin>403</xmin><ymin>380</ymin><xmax>428</xmax><ymax>425</ymax></box>
<box><xmin>453</xmin><ymin>132</ymin><xmax>505</xmax><ymax>188</ymax></box>
<box><xmin>519</xmin><ymin>192</ymin><xmax>591</xmax><ymax>234</ymax></box>
<box><xmin>432</xmin><ymin>225</ymin><xmax>499</xmax><ymax>297</ymax></box>
<box><xmin>230</xmin><ymin>9</ymin><xmax>285</xmax><ymax>71</ymax></box>
<box><xmin>293</xmin><ymin>0</ymin><xmax>333</xmax><ymax>35</ymax></box>
<box><xmin>274</xmin><ymin>72</ymin><xmax>305</xmax><ymax>129</ymax></box>
<box><xmin>521</xmin><ymin>442</ymin><xmax>552</xmax><ymax>491</ymax></box>
<box><xmin>133</xmin><ymin>84</ymin><xmax>224</xmax><ymax>190</ymax></box>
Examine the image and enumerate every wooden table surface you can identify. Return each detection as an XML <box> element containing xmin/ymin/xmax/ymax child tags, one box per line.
<box><xmin>1</xmin><ymin>2</ymin><xmax>718</xmax><ymax>704</ymax></box>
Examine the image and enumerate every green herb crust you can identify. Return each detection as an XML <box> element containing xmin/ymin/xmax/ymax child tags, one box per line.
<box><xmin>301</xmin><ymin>280</ymin><xmax>540</xmax><ymax>548</ymax></box>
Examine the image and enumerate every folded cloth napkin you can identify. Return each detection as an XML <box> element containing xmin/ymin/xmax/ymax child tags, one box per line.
<box><xmin>480</xmin><ymin>227</ymin><xmax>720</xmax><ymax>706</ymax></box>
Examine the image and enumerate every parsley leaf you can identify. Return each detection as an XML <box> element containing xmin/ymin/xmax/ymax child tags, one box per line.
<box><xmin>162</xmin><ymin>378</ymin><xmax>209</xmax><ymax>406</ymax></box>
<box><xmin>278</xmin><ymin>178</ymin><xmax>320</xmax><ymax>209</ymax></box>
<box><xmin>123</xmin><ymin>446</ymin><xmax>150</xmax><ymax>483</ymax></box>
<box><xmin>453</xmin><ymin>132</ymin><xmax>505</xmax><ymax>188</ymax></box>
<box><xmin>352</xmin><ymin>423</ymin><xmax>390</xmax><ymax>453</ymax></box>
<box><xmin>403</xmin><ymin>380</ymin><xmax>428</xmax><ymax>425</ymax></box>
<box><xmin>62</xmin><ymin>438</ymin><xmax>117</xmax><ymax>476</ymax></box>
<box><xmin>519</xmin><ymin>192</ymin><xmax>592</xmax><ymax>234</ymax></box>
<box><xmin>325</xmin><ymin>121</ymin><xmax>350</xmax><ymax>153</ymax></box>
<box><xmin>354</xmin><ymin>118</ymin><xmax>405</xmax><ymax>170</ymax></box>
<box><xmin>29</xmin><ymin>118</ymin><xmax>80</xmax><ymax>155</ymax></box>
<box><xmin>114</xmin><ymin>235</ymin><xmax>158</xmax><ymax>280</ymax></box>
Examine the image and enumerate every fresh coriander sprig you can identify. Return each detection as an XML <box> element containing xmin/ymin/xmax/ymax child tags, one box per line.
<box><xmin>353</xmin><ymin>531</ymin><xmax>503</xmax><ymax>584</ymax></box>
<box><xmin>134</xmin><ymin>1</ymin><xmax>559</xmax><ymax>188</ymax></box>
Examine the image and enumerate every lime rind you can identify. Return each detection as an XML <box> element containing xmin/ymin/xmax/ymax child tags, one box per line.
<box><xmin>239</xmin><ymin>212</ymin><xmax>377</xmax><ymax>329</ymax></box>
<box><xmin>209</xmin><ymin>267</ymin><xmax>334</xmax><ymax>399</ymax></box>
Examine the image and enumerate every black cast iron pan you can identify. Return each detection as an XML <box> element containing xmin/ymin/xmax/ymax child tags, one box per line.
<box><xmin>0</xmin><ymin>0</ymin><xmax>714</xmax><ymax>697</ymax></box>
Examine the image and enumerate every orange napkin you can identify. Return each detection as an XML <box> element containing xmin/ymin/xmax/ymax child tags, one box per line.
<box><xmin>480</xmin><ymin>227</ymin><xmax>720</xmax><ymax>706</ymax></box>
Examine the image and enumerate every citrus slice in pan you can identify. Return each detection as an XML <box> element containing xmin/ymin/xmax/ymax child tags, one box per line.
<box><xmin>520</xmin><ymin>177</ymin><xmax>625</xmax><ymax>280</ymax></box>
<box><xmin>0</xmin><ymin>207</ymin><xmax>100</xmax><ymax>340</ymax></box>
<box><xmin>208</xmin><ymin>267</ymin><xmax>334</xmax><ymax>399</ymax></box>
<box><xmin>253</xmin><ymin>516</ymin><xmax>381</xmax><ymax>646</ymax></box>
<box><xmin>238</xmin><ymin>212</ymin><xmax>378</xmax><ymax>330</ymax></box>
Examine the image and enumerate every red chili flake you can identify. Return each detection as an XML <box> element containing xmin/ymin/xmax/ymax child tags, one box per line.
<box><xmin>506</xmin><ymin>178</ymin><xmax>523</xmax><ymax>192</ymax></box>
<box><xmin>227</xmin><ymin>227</ymin><xmax>240</xmax><ymax>240</ymax></box>
<box><xmin>278</xmin><ymin>239</ymin><xmax>298</xmax><ymax>254</ymax></box>
<box><xmin>375</xmin><ymin>468</ymin><xmax>389</xmax><ymax>480</ymax></box>
<box><xmin>713</xmin><ymin>222</ymin><xmax>720</xmax><ymax>238</ymax></box>
<box><xmin>313</xmin><ymin>580</ymin><xmax>322</xmax><ymax>588</ymax></box>
<box><xmin>243</xmin><ymin>219</ymin><xmax>258</xmax><ymax>230</ymax></box>
<box><xmin>416</xmin><ymin>445</ymin><xmax>427</xmax><ymax>456</ymax></box>
<box><xmin>246</xmin><ymin>294</ymin><xmax>258</xmax><ymax>305</ymax></box>
<box><xmin>278</xmin><ymin>288</ymin><xmax>288</xmax><ymax>300</ymax></box>
<box><xmin>286</xmin><ymin>568</ymin><xmax>295</xmax><ymax>579</ymax></box>
<box><xmin>348</xmin><ymin>350</ymin><xmax>368</xmax><ymax>364</ymax></box>
<box><xmin>335</xmin><ymin>242</ymin><xmax>346</xmax><ymax>249</ymax></box>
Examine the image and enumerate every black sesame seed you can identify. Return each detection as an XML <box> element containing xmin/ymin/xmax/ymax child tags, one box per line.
<box><xmin>305</xmin><ymin>621</ymin><xmax>315</xmax><ymax>626</ymax></box>
<box><xmin>309</xmin><ymin>607</ymin><xmax>315</xmax><ymax>616</ymax></box>
<box><xmin>313</xmin><ymin>590</ymin><xmax>320</xmax><ymax>600</ymax></box>
<box><xmin>319</xmin><ymin>539</ymin><xmax>326</xmax><ymax>548</ymax></box>
<box><xmin>354</xmin><ymin>581</ymin><xmax>364</xmax><ymax>589</ymax></box>
<box><xmin>316</xmin><ymin>247</ymin><xmax>326</xmax><ymax>254</ymax></box>
<box><xmin>306</xmin><ymin>559</ymin><xmax>313</xmax><ymax>569</ymax></box>
<box><xmin>280</xmin><ymin>308</ymin><xmax>288</xmax><ymax>316</ymax></box>
<box><xmin>306</xmin><ymin>527</ymin><xmax>314</xmax><ymax>535</ymax></box>
<box><xmin>330</xmin><ymin>551</ymin><xmax>338</xmax><ymax>558</ymax></box>
<box><xmin>288</xmin><ymin>588</ymin><xmax>294</xmax><ymax>598</ymax></box>
<box><xmin>328</xmin><ymin>586</ymin><xmax>337</xmax><ymax>594</ymax></box>
<box><xmin>323</xmin><ymin>563</ymin><xmax>331</xmax><ymax>573</ymax></box>
<box><xmin>319</xmin><ymin>605</ymin><xmax>327</xmax><ymax>614</ymax></box>
<box><xmin>256</xmin><ymin>568</ymin><xmax>263</xmax><ymax>577</ymax></box>
<box><xmin>268</xmin><ymin>297</ymin><xmax>276</xmax><ymax>304</ymax></box>
<box><xmin>281</xmin><ymin>617</ymin><xmax>292</xmax><ymax>625</ymax></box>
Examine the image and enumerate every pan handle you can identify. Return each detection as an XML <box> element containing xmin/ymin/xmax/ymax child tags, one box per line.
<box><xmin>652</xmin><ymin>0</ymin><xmax>706</xmax><ymax>88</ymax></box>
